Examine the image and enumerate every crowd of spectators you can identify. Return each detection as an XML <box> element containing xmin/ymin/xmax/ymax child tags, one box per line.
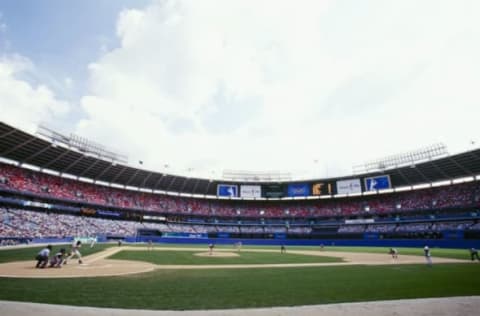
<box><xmin>467</xmin><ymin>222</ymin><xmax>480</xmax><ymax>230</ymax></box>
<box><xmin>365</xmin><ymin>224</ymin><xmax>397</xmax><ymax>233</ymax></box>
<box><xmin>264</xmin><ymin>226</ymin><xmax>287</xmax><ymax>233</ymax></box>
<box><xmin>216</xmin><ymin>226</ymin><xmax>240</xmax><ymax>233</ymax></box>
<box><xmin>1</xmin><ymin>206</ymin><xmax>479</xmax><ymax>239</ymax></box>
<box><xmin>395</xmin><ymin>223</ymin><xmax>432</xmax><ymax>232</ymax></box>
<box><xmin>287</xmin><ymin>226</ymin><xmax>312</xmax><ymax>234</ymax></box>
<box><xmin>0</xmin><ymin>207</ymin><xmax>308</xmax><ymax>238</ymax></box>
<box><xmin>0</xmin><ymin>208</ymin><xmax>139</xmax><ymax>238</ymax></box>
<box><xmin>0</xmin><ymin>239</ymin><xmax>25</xmax><ymax>246</ymax></box>
<box><xmin>338</xmin><ymin>221</ymin><xmax>478</xmax><ymax>234</ymax></box>
<box><xmin>431</xmin><ymin>221</ymin><xmax>472</xmax><ymax>231</ymax></box>
<box><xmin>1</xmin><ymin>163</ymin><xmax>480</xmax><ymax>219</ymax></box>
<box><xmin>338</xmin><ymin>225</ymin><xmax>366</xmax><ymax>233</ymax></box>
<box><xmin>240</xmin><ymin>226</ymin><xmax>265</xmax><ymax>234</ymax></box>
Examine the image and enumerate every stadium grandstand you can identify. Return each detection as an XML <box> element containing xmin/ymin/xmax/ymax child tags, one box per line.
<box><xmin>0</xmin><ymin>121</ymin><xmax>480</xmax><ymax>248</ymax></box>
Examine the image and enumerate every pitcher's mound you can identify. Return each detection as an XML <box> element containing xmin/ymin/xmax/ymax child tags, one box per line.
<box><xmin>194</xmin><ymin>252</ymin><xmax>240</xmax><ymax>258</ymax></box>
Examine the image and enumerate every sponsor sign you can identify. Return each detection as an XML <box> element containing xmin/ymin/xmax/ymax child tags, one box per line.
<box><xmin>262</xmin><ymin>184</ymin><xmax>284</xmax><ymax>198</ymax></box>
<box><xmin>345</xmin><ymin>219</ymin><xmax>375</xmax><ymax>224</ymax></box>
<box><xmin>217</xmin><ymin>184</ymin><xmax>238</xmax><ymax>197</ymax></box>
<box><xmin>240</xmin><ymin>185</ymin><xmax>262</xmax><ymax>198</ymax></box>
<box><xmin>336</xmin><ymin>178</ymin><xmax>362</xmax><ymax>194</ymax></box>
<box><xmin>312</xmin><ymin>182</ymin><xmax>334</xmax><ymax>195</ymax></box>
<box><xmin>162</xmin><ymin>232</ymin><xmax>208</xmax><ymax>239</ymax></box>
<box><xmin>287</xmin><ymin>183</ymin><xmax>310</xmax><ymax>197</ymax></box>
<box><xmin>97</xmin><ymin>210</ymin><xmax>120</xmax><ymax>217</ymax></box>
<box><xmin>143</xmin><ymin>215</ymin><xmax>166</xmax><ymax>221</ymax></box>
<box><xmin>80</xmin><ymin>207</ymin><xmax>97</xmax><ymax>215</ymax></box>
<box><xmin>364</xmin><ymin>175</ymin><xmax>391</xmax><ymax>191</ymax></box>
<box><xmin>23</xmin><ymin>201</ymin><xmax>52</xmax><ymax>209</ymax></box>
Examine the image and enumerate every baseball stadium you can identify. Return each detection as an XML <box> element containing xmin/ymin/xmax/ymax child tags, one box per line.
<box><xmin>1</xmin><ymin>1</ymin><xmax>480</xmax><ymax>315</ymax></box>
<box><xmin>0</xmin><ymin>122</ymin><xmax>479</xmax><ymax>315</ymax></box>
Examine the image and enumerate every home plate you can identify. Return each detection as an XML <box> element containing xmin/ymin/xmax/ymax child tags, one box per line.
<box><xmin>76</xmin><ymin>264</ymin><xmax>91</xmax><ymax>268</ymax></box>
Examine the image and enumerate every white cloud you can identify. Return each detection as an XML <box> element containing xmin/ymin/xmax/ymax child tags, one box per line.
<box><xmin>5</xmin><ymin>0</ymin><xmax>478</xmax><ymax>179</ymax></box>
<box><xmin>77</xmin><ymin>0</ymin><xmax>337</xmax><ymax>176</ymax></box>
<box><xmin>76</xmin><ymin>0</ymin><xmax>480</xmax><ymax>178</ymax></box>
<box><xmin>0</xmin><ymin>55</ymin><xmax>71</xmax><ymax>133</ymax></box>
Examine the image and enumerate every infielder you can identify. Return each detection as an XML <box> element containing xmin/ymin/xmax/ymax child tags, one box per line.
<box><xmin>208</xmin><ymin>243</ymin><xmax>214</xmax><ymax>255</ymax></box>
<box><xmin>89</xmin><ymin>237</ymin><xmax>96</xmax><ymax>248</ymax></box>
<box><xmin>235</xmin><ymin>241</ymin><xmax>242</xmax><ymax>252</ymax></box>
<box><xmin>148</xmin><ymin>239</ymin><xmax>154</xmax><ymax>251</ymax></box>
<box><xmin>389</xmin><ymin>248</ymin><xmax>398</xmax><ymax>260</ymax></box>
<box><xmin>470</xmin><ymin>248</ymin><xmax>479</xmax><ymax>261</ymax></box>
<box><xmin>424</xmin><ymin>245</ymin><xmax>432</xmax><ymax>266</ymax></box>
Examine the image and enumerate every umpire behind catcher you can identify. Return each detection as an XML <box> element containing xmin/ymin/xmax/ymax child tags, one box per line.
<box><xmin>35</xmin><ymin>245</ymin><xmax>52</xmax><ymax>268</ymax></box>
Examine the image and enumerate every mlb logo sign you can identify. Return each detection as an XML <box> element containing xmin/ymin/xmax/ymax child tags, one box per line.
<box><xmin>365</xmin><ymin>175</ymin><xmax>391</xmax><ymax>191</ymax></box>
<box><xmin>217</xmin><ymin>184</ymin><xmax>238</xmax><ymax>197</ymax></box>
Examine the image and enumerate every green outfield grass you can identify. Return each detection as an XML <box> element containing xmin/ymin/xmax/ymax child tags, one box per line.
<box><xmin>0</xmin><ymin>243</ymin><xmax>113</xmax><ymax>263</ymax></box>
<box><xmin>109</xmin><ymin>250</ymin><xmax>343</xmax><ymax>265</ymax></box>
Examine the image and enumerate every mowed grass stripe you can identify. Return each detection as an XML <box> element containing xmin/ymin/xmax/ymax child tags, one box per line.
<box><xmin>109</xmin><ymin>250</ymin><xmax>344</xmax><ymax>265</ymax></box>
<box><xmin>0</xmin><ymin>264</ymin><xmax>479</xmax><ymax>310</ymax></box>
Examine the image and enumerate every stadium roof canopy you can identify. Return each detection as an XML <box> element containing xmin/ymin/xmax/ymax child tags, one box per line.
<box><xmin>1</xmin><ymin>121</ymin><xmax>480</xmax><ymax>196</ymax></box>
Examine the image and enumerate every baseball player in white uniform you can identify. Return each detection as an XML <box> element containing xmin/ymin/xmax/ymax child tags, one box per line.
<box><xmin>65</xmin><ymin>240</ymin><xmax>83</xmax><ymax>264</ymax></box>
<box><xmin>89</xmin><ymin>237</ymin><xmax>96</xmax><ymax>248</ymax></box>
<box><xmin>424</xmin><ymin>245</ymin><xmax>432</xmax><ymax>266</ymax></box>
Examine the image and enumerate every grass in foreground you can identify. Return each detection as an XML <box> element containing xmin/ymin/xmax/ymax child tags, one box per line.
<box><xmin>0</xmin><ymin>263</ymin><xmax>478</xmax><ymax>310</ymax></box>
<box><xmin>109</xmin><ymin>250</ymin><xmax>343</xmax><ymax>265</ymax></box>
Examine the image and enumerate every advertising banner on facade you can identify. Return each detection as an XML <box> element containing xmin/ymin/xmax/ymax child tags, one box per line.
<box><xmin>240</xmin><ymin>185</ymin><xmax>262</xmax><ymax>198</ymax></box>
<box><xmin>312</xmin><ymin>182</ymin><xmax>334</xmax><ymax>195</ymax></box>
<box><xmin>217</xmin><ymin>184</ymin><xmax>238</xmax><ymax>197</ymax></box>
<box><xmin>287</xmin><ymin>183</ymin><xmax>310</xmax><ymax>197</ymax></box>
<box><xmin>336</xmin><ymin>178</ymin><xmax>362</xmax><ymax>194</ymax></box>
<box><xmin>364</xmin><ymin>175</ymin><xmax>391</xmax><ymax>191</ymax></box>
<box><xmin>262</xmin><ymin>184</ymin><xmax>284</xmax><ymax>198</ymax></box>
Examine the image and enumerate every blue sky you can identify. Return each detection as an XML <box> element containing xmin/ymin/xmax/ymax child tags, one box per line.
<box><xmin>0</xmin><ymin>0</ymin><xmax>149</xmax><ymax>100</ymax></box>
<box><xmin>1</xmin><ymin>0</ymin><xmax>479</xmax><ymax>180</ymax></box>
